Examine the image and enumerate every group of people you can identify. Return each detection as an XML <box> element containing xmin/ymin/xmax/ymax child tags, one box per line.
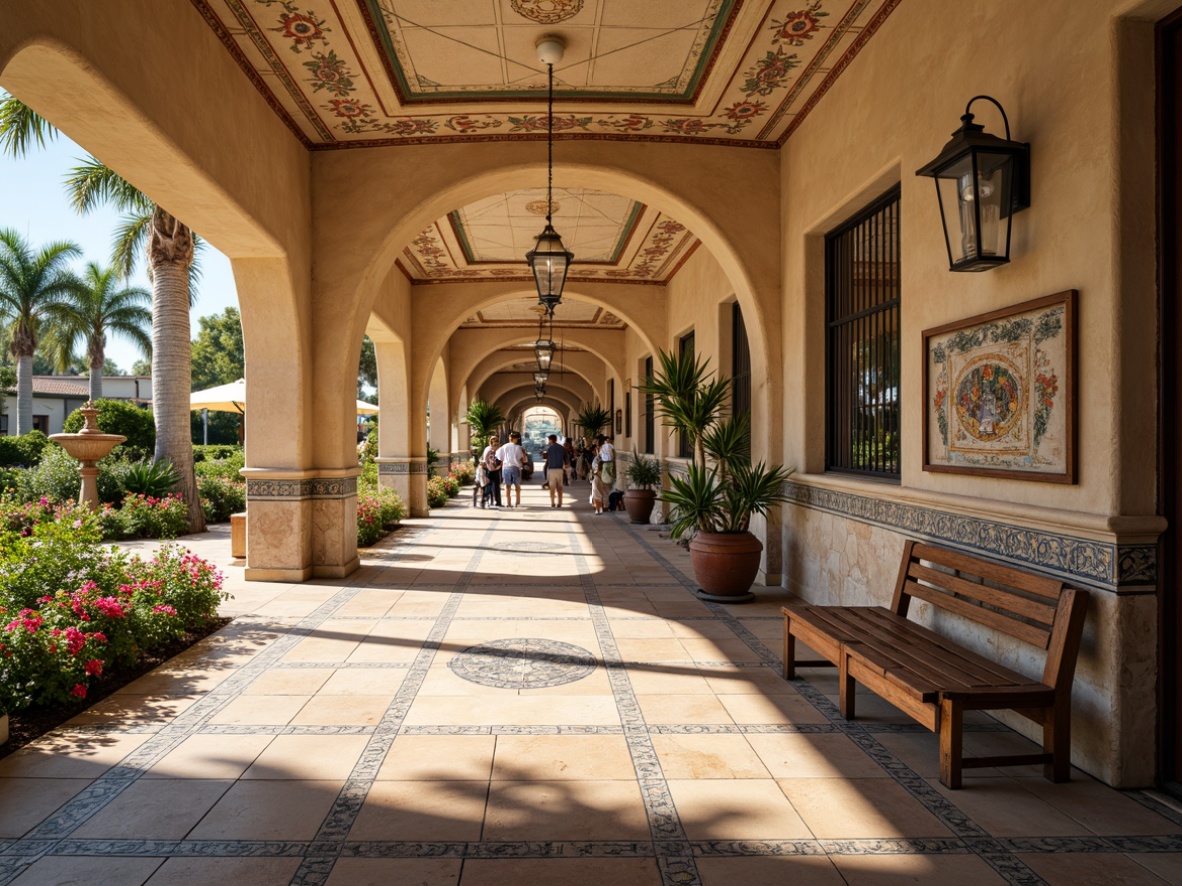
<box><xmin>472</xmin><ymin>432</ymin><xmax>616</xmax><ymax>511</ymax></box>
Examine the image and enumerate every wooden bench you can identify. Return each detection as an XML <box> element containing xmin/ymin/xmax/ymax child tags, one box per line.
<box><xmin>782</xmin><ymin>540</ymin><xmax>1089</xmax><ymax>789</ymax></box>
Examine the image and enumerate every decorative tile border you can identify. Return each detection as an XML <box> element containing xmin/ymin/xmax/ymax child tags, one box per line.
<box><xmin>377</xmin><ymin>460</ymin><xmax>428</xmax><ymax>475</ymax></box>
<box><xmin>246</xmin><ymin>477</ymin><xmax>358</xmax><ymax>500</ymax></box>
<box><xmin>784</xmin><ymin>480</ymin><xmax>1158</xmax><ymax>595</ymax></box>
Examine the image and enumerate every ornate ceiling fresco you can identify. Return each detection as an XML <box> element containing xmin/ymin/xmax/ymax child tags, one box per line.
<box><xmin>193</xmin><ymin>0</ymin><xmax>900</xmax><ymax>148</ymax></box>
<box><xmin>398</xmin><ymin>188</ymin><xmax>699</xmax><ymax>284</ymax></box>
<box><xmin>460</xmin><ymin>297</ymin><xmax>625</xmax><ymax>328</ymax></box>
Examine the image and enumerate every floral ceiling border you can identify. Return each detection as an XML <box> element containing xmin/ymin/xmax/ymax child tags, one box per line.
<box><xmin>190</xmin><ymin>0</ymin><xmax>901</xmax><ymax>149</ymax></box>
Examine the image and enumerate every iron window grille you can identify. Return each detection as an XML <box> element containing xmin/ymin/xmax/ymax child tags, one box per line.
<box><xmin>731</xmin><ymin>303</ymin><xmax>752</xmax><ymax>463</ymax></box>
<box><xmin>825</xmin><ymin>186</ymin><xmax>901</xmax><ymax>479</ymax></box>
<box><xmin>643</xmin><ymin>356</ymin><xmax>655</xmax><ymax>454</ymax></box>
<box><xmin>679</xmin><ymin>331</ymin><xmax>695</xmax><ymax>459</ymax></box>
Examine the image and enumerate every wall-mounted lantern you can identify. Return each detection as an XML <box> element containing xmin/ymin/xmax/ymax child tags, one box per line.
<box><xmin>916</xmin><ymin>95</ymin><xmax>1030</xmax><ymax>272</ymax></box>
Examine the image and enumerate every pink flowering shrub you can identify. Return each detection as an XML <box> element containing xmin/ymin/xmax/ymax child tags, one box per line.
<box><xmin>356</xmin><ymin>488</ymin><xmax>406</xmax><ymax>547</ymax></box>
<box><xmin>0</xmin><ymin>532</ymin><xmax>228</xmax><ymax>712</ymax></box>
<box><xmin>101</xmin><ymin>492</ymin><xmax>188</xmax><ymax>540</ymax></box>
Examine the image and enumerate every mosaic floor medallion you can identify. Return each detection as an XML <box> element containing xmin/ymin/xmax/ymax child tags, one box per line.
<box><xmin>448</xmin><ymin>638</ymin><xmax>597</xmax><ymax>689</ymax></box>
<box><xmin>499</xmin><ymin>540</ymin><xmax>565</xmax><ymax>555</ymax></box>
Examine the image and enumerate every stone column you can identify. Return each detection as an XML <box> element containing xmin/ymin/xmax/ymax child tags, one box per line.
<box><xmin>377</xmin><ymin>456</ymin><xmax>428</xmax><ymax>516</ymax></box>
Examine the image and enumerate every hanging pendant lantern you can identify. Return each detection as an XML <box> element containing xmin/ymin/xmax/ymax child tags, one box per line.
<box><xmin>526</xmin><ymin>36</ymin><xmax>573</xmax><ymax>313</ymax></box>
<box><xmin>534</xmin><ymin>313</ymin><xmax>556</xmax><ymax>372</ymax></box>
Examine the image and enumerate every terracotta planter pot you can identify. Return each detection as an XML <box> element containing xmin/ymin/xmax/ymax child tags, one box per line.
<box><xmin>624</xmin><ymin>489</ymin><xmax>656</xmax><ymax>524</ymax></box>
<box><xmin>689</xmin><ymin>531</ymin><xmax>763</xmax><ymax>601</ymax></box>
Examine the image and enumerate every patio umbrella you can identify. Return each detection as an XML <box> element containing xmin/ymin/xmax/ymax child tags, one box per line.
<box><xmin>189</xmin><ymin>379</ymin><xmax>378</xmax><ymax>415</ymax></box>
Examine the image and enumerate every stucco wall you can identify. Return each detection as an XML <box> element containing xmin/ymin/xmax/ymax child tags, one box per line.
<box><xmin>778</xmin><ymin>0</ymin><xmax>1162</xmax><ymax>786</ymax></box>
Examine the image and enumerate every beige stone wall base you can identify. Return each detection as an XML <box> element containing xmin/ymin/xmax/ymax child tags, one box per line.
<box><xmin>313</xmin><ymin>556</ymin><xmax>360</xmax><ymax>579</ymax></box>
<box><xmin>245</xmin><ymin>566</ymin><xmax>315</xmax><ymax>583</ymax></box>
<box><xmin>408</xmin><ymin>474</ymin><xmax>428</xmax><ymax>518</ymax></box>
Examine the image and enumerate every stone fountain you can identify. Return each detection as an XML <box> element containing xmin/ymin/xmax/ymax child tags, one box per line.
<box><xmin>50</xmin><ymin>401</ymin><xmax>126</xmax><ymax>510</ymax></box>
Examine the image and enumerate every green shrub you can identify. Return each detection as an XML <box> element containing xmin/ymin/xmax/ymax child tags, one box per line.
<box><xmin>426</xmin><ymin>476</ymin><xmax>450</xmax><ymax>509</ymax></box>
<box><xmin>62</xmin><ymin>399</ymin><xmax>155</xmax><ymax>456</ymax></box>
<box><xmin>192</xmin><ymin>444</ymin><xmax>243</xmax><ymax>463</ymax></box>
<box><xmin>451</xmin><ymin>463</ymin><xmax>476</xmax><ymax>486</ymax></box>
<box><xmin>104</xmin><ymin>493</ymin><xmax>188</xmax><ymax>540</ymax></box>
<box><xmin>19</xmin><ymin>445</ymin><xmax>84</xmax><ymax>504</ymax></box>
<box><xmin>358</xmin><ymin>461</ymin><xmax>379</xmax><ymax>491</ymax></box>
<box><xmin>357</xmin><ymin>487</ymin><xmax>406</xmax><ymax>547</ymax></box>
<box><xmin>0</xmin><ymin>431</ymin><xmax>51</xmax><ymax>468</ymax></box>
<box><xmin>358</xmin><ymin>428</ymin><xmax>378</xmax><ymax>465</ymax></box>
<box><xmin>199</xmin><ymin>475</ymin><xmax>245</xmax><ymax>523</ymax></box>
<box><xmin>123</xmin><ymin>460</ymin><xmax>180</xmax><ymax>498</ymax></box>
<box><xmin>0</xmin><ymin>466</ymin><xmax>21</xmax><ymax>492</ymax></box>
<box><xmin>193</xmin><ymin>448</ymin><xmax>245</xmax><ymax>481</ymax></box>
<box><xmin>441</xmin><ymin>475</ymin><xmax>460</xmax><ymax>498</ymax></box>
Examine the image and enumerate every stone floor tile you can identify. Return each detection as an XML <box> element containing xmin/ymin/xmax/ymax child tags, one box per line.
<box><xmin>143</xmin><ymin>733</ymin><xmax>273</xmax><ymax>779</ymax></box>
<box><xmin>318</xmin><ymin>667</ymin><xmax>405</xmax><ymax>696</ymax></box>
<box><xmin>718</xmin><ymin>691</ymin><xmax>831</xmax><ymax>725</ymax></box>
<box><xmin>492</xmin><ymin>735</ymin><xmax>636</xmax><ymax>780</ymax></box>
<box><xmin>0</xmin><ymin>778</ymin><xmax>92</xmax><ymax>837</ymax></box>
<box><xmin>404</xmin><ymin>695</ymin><xmax>620</xmax><ymax>726</ymax></box>
<box><xmin>483</xmin><ymin>779</ymin><xmax>650</xmax><ymax>840</ymax></box>
<box><xmin>778</xmin><ymin>777</ymin><xmax>952</xmax><ymax>839</ymax></box>
<box><xmin>614</xmin><ymin>638</ymin><xmax>692</xmax><ymax>662</ymax></box>
<box><xmin>0</xmin><ymin>732</ymin><xmax>150</xmax><ymax>779</ymax></box>
<box><xmin>348</xmin><ymin>780</ymin><xmax>487</xmax><ymax>841</ymax></box>
<box><xmin>747</xmin><ymin>733</ymin><xmax>890</xmax><ymax>779</ymax></box>
<box><xmin>241</xmin><ymin>733</ymin><xmax>369</xmax><ymax>779</ymax></box>
<box><xmin>71</xmin><ymin>778</ymin><xmax>234</xmax><ymax>839</ymax></box>
<box><xmin>702</xmin><ymin>667</ymin><xmax>798</xmax><ymax>695</ymax></box>
<box><xmin>207</xmin><ymin>694</ymin><xmax>310</xmax><ymax>725</ymax></box>
<box><xmin>377</xmin><ymin>735</ymin><xmax>496</xmax><ymax>781</ymax></box>
<box><xmin>1015</xmin><ymin>776</ymin><xmax>1182</xmax><ymax>836</ymax></box>
<box><xmin>66</xmin><ymin>693</ymin><xmax>201</xmax><ymax>727</ymax></box>
<box><xmin>186</xmin><ymin>779</ymin><xmax>343</xmax><ymax>840</ymax></box>
<box><xmin>668</xmin><ymin>778</ymin><xmax>813</xmax><ymax>840</ymax></box>
<box><xmin>10</xmin><ymin>856</ymin><xmax>164</xmax><ymax>886</ymax></box>
<box><xmin>240</xmin><ymin>667</ymin><xmax>335</xmax><ymax>695</ymax></box>
<box><xmin>925</xmin><ymin>776</ymin><xmax>1092</xmax><ymax>836</ymax></box>
<box><xmin>289</xmin><ymin>693</ymin><xmax>391</xmax><ymax>725</ymax></box>
<box><xmin>324</xmin><ymin>858</ymin><xmax>462</xmax><ymax>886</ymax></box>
<box><xmin>1018</xmin><ymin>852</ymin><xmax>1173</xmax><ymax>885</ymax></box>
<box><xmin>651</xmin><ymin>734</ymin><xmax>771</xmax><ymax>779</ymax></box>
<box><xmin>679</xmin><ymin>637</ymin><xmax>767</xmax><ymax>663</ymax></box>
<box><xmin>695</xmin><ymin>856</ymin><xmax>846</xmax><ymax>885</ymax></box>
<box><xmin>625</xmin><ymin>667</ymin><xmax>715</xmax><ymax>695</ymax></box>
<box><xmin>1131</xmin><ymin>853</ymin><xmax>1182</xmax><ymax>885</ymax></box>
<box><xmin>636</xmin><ymin>694</ymin><xmax>735</xmax><ymax>725</ymax></box>
<box><xmin>459</xmin><ymin>858</ymin><xmax>661</xmax><ymax>886</ymax></box>
<box><xmin>829</xmin><ymin>853</ymin><xmax>1007</xmax><ymax>884</ymax></box>
<box><xmin>142</xmin><ymin>856</ymin><xmax>303</xmax><ymax>885</ymax></box>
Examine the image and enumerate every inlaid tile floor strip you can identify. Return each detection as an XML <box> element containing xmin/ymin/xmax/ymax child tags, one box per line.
<box><xmin>564</xmin><ymin>519</ymin><xmax>702</xmax><ymax>886</ymax></box>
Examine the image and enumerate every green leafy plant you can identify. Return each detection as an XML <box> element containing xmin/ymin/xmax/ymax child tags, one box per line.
<box><xmin>427</xmin><ymin>446</ymin><xmax>440</xmax><ymax>477</ymax></box>
<box><xmin>106</xmin><ymin>493</ymin><xmax>189</xmax><ymax>540</ymax></box>
<box><xmin>465</xmin><ymin>400</ymin><xmax>505</xmax><ymax>458</ymax></box>
<box><xmin>357</xmin><ymin>487</ymin><xmax>405</xmax><ymax>547</ymax></box>
<box><xmin>624</xmin><ymin>451</ymin><xmax>662</xmax><ymax>490</ymax></box>
<box><xmin>198</xmin><ymin>475</ymin><xmax>245</xmax><ymax>523</ymax></box>
<box><xmin>638</xmin><ymin>348</ymin><xmax>793</xmax><ymax>539</ymax></box>
<box><xmin>426</xmin><ymin>476</ymin><xmax>451</xmax><ymax>508</ymax></box>
<box><xmin>123</xmin><ymin>459</ymin><xmax>180</xmax><ymax>498</ymax></box>
<box><xmin>574</xmin><ymin>401</ymin><xmax>612</xmax><ymax>438</ymax></box>
<box><xmin>0</xmin><ymin>431</ymin><xmax>50</xmax><ymax>467</ymax></box>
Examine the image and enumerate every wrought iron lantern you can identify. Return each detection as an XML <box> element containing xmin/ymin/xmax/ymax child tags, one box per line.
<box><xmin>534</xmin><ymin>382</ymin><xmax>546</xmax><ymax>401</ymax></box>
<box><xmin>525</xmin><ymin>36</ymin><xmax>574</xmax><ymax>313</ymax></box>
<box><xmin>533</xmin><ymin>370</ymin><xmax>549</xmax><ymax>388</ymax></box>
<box><xmin>916</xmin><ymin>95</ymin><xmax>1030</xmax><ymax>272</ymax></box>
<box><xmin>534</xmin><ymin>313</ymin><xmax>555</xmax><ymax>372</ymax></box>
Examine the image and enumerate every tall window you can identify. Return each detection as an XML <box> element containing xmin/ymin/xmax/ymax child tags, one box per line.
<box><xmin>731</xmin><ymin>303</ymin><xmax>751</xmax><ymax>462</ymax></box>
<box><xmin>679</xmin><ymin>331</ymin><xmax>695</xmax><ymax>458</ymax></box>
<box><xmin>826</xmin><ymin>186</ymin><xmax>900</xmax><ymax>478</ymax></box>
<box><xmin>643</xmin><ymin>356</ymin><xmax>654</xmax><ymax>454</ymax></box>
<box><xmin>625</xmin><ymin>391</ymin><xmax>632</xmax><ymax>439</ymax></box>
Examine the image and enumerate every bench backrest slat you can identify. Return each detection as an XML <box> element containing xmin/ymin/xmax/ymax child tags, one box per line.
<box><xmin>903</xmin><ymin>579</ymin><xmax>1054</xmax><ymax>649</ymax></box>
<box><xmin>908</xmin><ymin>562</ymin><xmax>1058</xmax><ymax>627</ymax></box>
<box><xmin>891</xmin><ymin>540</ymin><xmax>1078</xmax><ymax>656</ymax></box>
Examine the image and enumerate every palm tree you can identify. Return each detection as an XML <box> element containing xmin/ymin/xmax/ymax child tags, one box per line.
<box><xmin>0</xmin><ymin>93</ymin><xmax>206</xmax><ymax>532</ymax></box>
<box><xmin>45</xmin><ymin>262</ymin><xmax>151</xmax><ymax>401</ymax></box>
<box><xmin>0</xmin><ymin>230</ymin><xmax>82</xmax><ymax>435</ymax></box>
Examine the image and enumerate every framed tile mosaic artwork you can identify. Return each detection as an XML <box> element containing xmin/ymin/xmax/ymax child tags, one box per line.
<box><xmin>923</xmin><ymin>291</ymin><xmax>1077</xmax><ymax>483</ymax></box>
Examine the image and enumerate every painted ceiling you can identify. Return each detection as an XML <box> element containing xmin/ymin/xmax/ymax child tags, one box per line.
<box><xmin>460</xmin><ymin>297</ymin><xmax>625</xmax><ymax>328</ymax></box>
<box><xmin>399</xmin><ymin>187</ymin><xmax>698</xmax><ymax>284</ymax></box>
<box><xmin>194</xmin><ymin>0</ymin><xmax>899</xmax><ymax>148</ymax></box>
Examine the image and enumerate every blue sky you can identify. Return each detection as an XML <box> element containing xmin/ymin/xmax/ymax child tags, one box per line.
<box><xmin>0</xmin><ymin>131</ymin><xmax>240</xmax><ymax>374</ymax></box>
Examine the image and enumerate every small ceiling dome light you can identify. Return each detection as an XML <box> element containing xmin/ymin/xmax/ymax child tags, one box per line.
<box><xmin>916</xmin><ymin>95</ymin><xmax>1030</xmax><ymax>272</ymax></box>
<box><xmin>525</xmin><ymin>34</ymin><xmax>574</xmax><ymax>313</ymax></box>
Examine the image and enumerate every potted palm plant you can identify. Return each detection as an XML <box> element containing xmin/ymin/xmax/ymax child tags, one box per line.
<box><xmin>639</xmin><ymin>349</ymin><xmax>793</xmax><ymax>602</ymax></box>
<box><xmin>574</xmin><ymin>401</ymin><xmax>611</xmax><ymax>440</ymax></box>
<box><xmin>623</xmin><ymin>451</ymin><xmax>662</xmax><ymax>524</ymax></box>
<box><xmin>465</xmin><ymin>400</ymin><xmax>506</xmax><ymax>462</ymax></box>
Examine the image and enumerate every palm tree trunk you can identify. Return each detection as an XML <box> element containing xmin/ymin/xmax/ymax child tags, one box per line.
<box><xmin>148</xmin><ymin>207</ymin><xmax>204</xmax><ymax>533</ymax></box>
<box><xmin>15</xmin><ymin>351</ymin><xmax>32</xmax><ymax>435</ymax></box>
<box><xmin>89</xmin><ymin>357</ymin><xmax>103</xmax><ymax>402</ymax></box>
